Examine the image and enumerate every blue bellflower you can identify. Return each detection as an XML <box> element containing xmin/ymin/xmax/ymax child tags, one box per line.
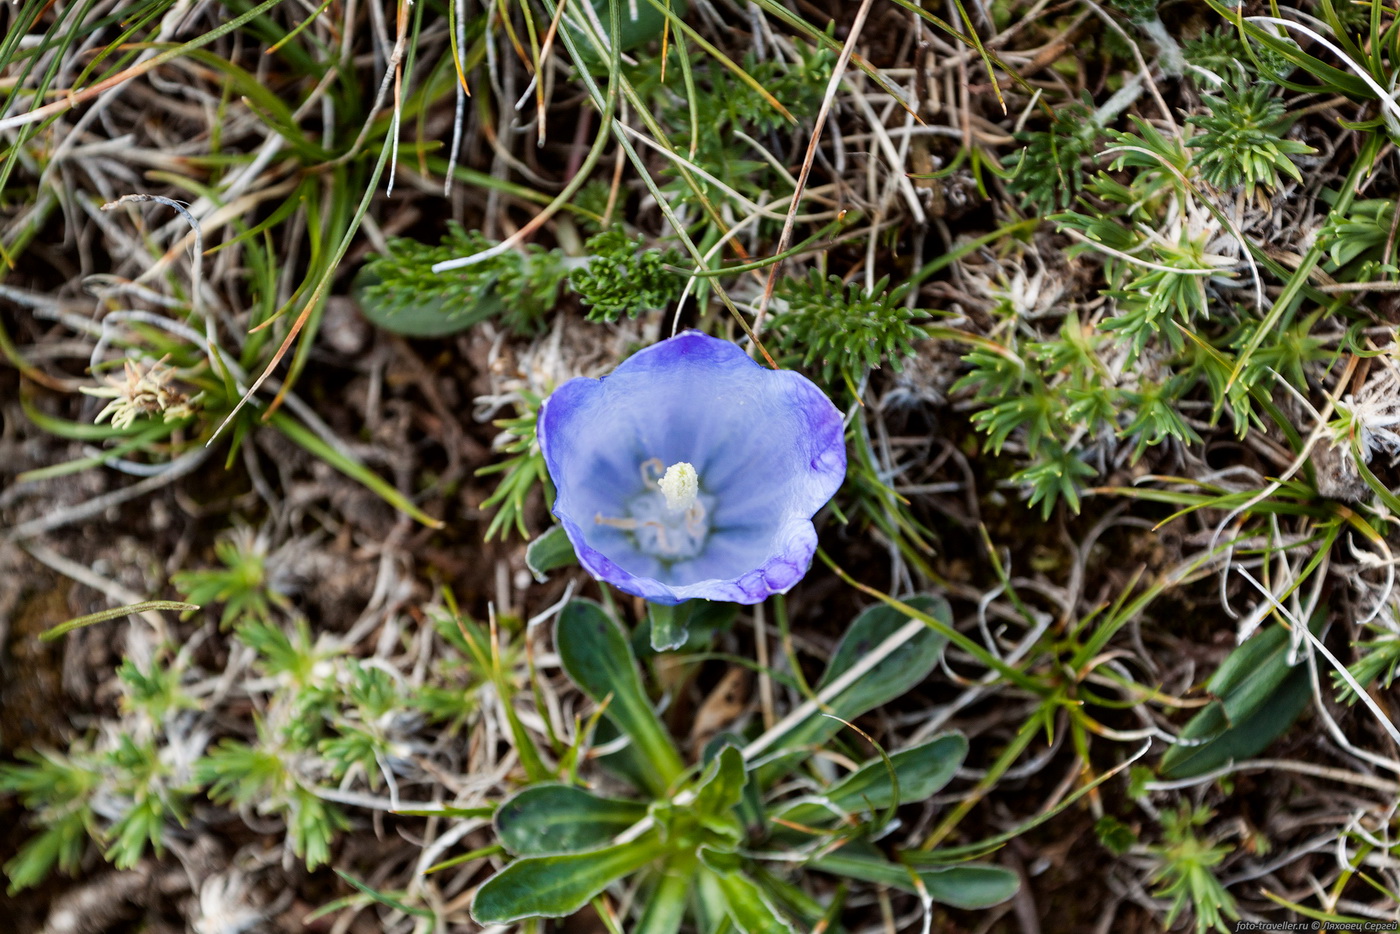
<box><xmin>538</xmin><ymin>331</ymin><xmax>846</xmax><ymax>604</ymax></box>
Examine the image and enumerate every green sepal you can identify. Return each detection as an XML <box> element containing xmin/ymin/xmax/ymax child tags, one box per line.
<box><xmin>637</xmin><ymin>601</ymin><xmax>738</xmax><ymax>657</ymax></box>
<box><xmin>648</xmin><ymin>601</ymin><xmax>693</xmax><ymax>653</ymax></box>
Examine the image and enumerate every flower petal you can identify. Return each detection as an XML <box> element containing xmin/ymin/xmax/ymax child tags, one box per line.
<box><xmin>538</xmin><ymin>331</ymin><xmax>846</xmax><ymax>604</ymax></box>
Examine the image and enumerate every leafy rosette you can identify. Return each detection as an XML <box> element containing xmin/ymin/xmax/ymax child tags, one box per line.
<box><xmin>538</xmin><ymin>331</ymin><xmax>845</xmax><ymax>604</ymax></box>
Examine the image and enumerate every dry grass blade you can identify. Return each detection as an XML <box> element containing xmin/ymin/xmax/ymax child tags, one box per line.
<box><xmin>751</xmin><ymin>0</ymin><xmax>876</xmax><ymax>339</ymax></box>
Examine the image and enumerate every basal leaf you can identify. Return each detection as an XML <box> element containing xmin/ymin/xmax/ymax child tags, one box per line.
<box><xmin>495</xmin><ymin>784</ymin><xmax>646</xmax><ymax>856</ymax></box>
<box><xmin>525</xmin><ymin>525</ymin><xmax>578</xmax><ymax>583</ymax></box>
<box><xmin>773</xmin><ymin>732</ymin><xmax>968</xmax><ymax>829</ymax></box>
<box><xmin>756</xmin><ymin>596</ymin><xmax>949</xmax><ymax>784</ymax></box>
<box><xmin>471</xmin><ymin>834</ymin><xmax>666</xmax><ymax>923</ymax></box>
<box><xmin>556</xmin><ymin>600</ymin><xmax>684</xmax><ymax>793</ymax></box>
<box><xmin>810</xmin><ymin>841</ymin><xmax>1018</xmax><ymax>909</ymax></box>
<box><xmin>1160</xmin><ymin>618</ymin><xmax>1321</xmax><ymax>779</ymax></box>
<box><xmin>697</xmin><ymin>855</ymin><xmax>796</xmax><ymax>934</ymax></box>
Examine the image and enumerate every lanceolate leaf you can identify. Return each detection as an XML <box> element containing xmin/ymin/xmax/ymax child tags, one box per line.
<box><xmin>556</xmin><ymin>600</ymin><xmax>684</xmax><ymax>793</ymax></box>
<box><xmin>810</xmin><ymin>841</ymin><xmax>1019</xmax><ymax>909</ymax></box>
<box><xmin>494</xmin><ymin>784</ymin><xmax>646</xmax><ymax>856</ymax></box>
<box><xmin>773</xmin><ymin>733</ymin><xmax>968</xmax><ymax>828</ymax></box>
<box><xmin>1160</xmin><ymin>617</ymin><xmax>1323</xmax><ymax>779</ymax></box>
<box><xmin>911</xmin><ymin>863</ymin><xmax>1023</xmax><ymax>910</ymax></box>
<box><xmin>471</xmin><ymin>834</ymin><xmax>666</xmax><ymax>923</ymax></box>
<box><xmin>1158</xmin><ymin>663</ymin><xmax>1314</xmax><ymax>779</ymax></box>
<box><xmin>698</xmin><ymin>854</ymin><xmax>797</xmax><ymax>934</ymax></box>
<box><xmin>756</xmin><ymin>596</ymin><xmax>949</xmax><ymax>784</ymax></box>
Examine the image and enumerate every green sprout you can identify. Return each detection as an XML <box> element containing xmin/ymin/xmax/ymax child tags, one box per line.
<box><xmin>355</xmin><ymin>223</ymin><xmax>569</xmax><ymax>337</ymax></box>
<box><xmin>1006</xmin><ymin>105</ymin><xmax>1100</xmax><ymax>213</ymax></box>
<box><xmin>1148</xmin><ymin>805</ymin><xmax>1241</xmax><ymax>934</ymax></box>
<box><xmin>770</xmin><ymin>270</ymin><xmax>927</xmax><ymax>394</ymax></box>
<box><xmin>477</xmin><ymin>390</ymin><xmax>549</xmax><ymax>542</ymax></box>
<box><xmin>1334</xmin><ymin>629</ymin><xmax>1400</xmax><ymax>705</ymax></box>
<box><xmin>570</xmin><ymin>227</ymin><xmax>684</xmax><ymax>322</ymax></box>
<box><xmin>1187</xmin><ymin>85</ymin><xmax>1314</xmax><ymax>192</ymax></box>
<box><xmin>172</xmin><ymin>528</ymin><xmax>289</xmax><ymax>629</ymax></box>
<box><xmin>0</xmin><ymin>749</ymin><xmax>97</xmax><ymax>893</ymax></box>
<box><xmin>1183</xmin><ymin>29</ymin><xmax>1252</xmax><ymax>78</ymax></box>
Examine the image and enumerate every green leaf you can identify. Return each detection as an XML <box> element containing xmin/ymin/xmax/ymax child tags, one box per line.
<box><xmin>353</xmin><ymin>265</ymin><xmax>503</xmax><ymax>337</ymax></box>
<box><xmin>704</xmin><ymin>733</ymin><xmax>765</xmax><ymax>832</ymax></box>
<box><xmin>494</xmin><ymin>785</ymin><xmax>646</xmax><ymax>856</ymax></box>
<box><xmin>697</xmin><ymin>857</ymin><xmax>796</xmax><ymax>934</ymax></box>
<box><xmin>4</xmin><ymin>812</ymin><xmax>88</xmax><ymax>894</ymax></box>
<box><xmin>693</xmin><ymin>869</ymin><xmax>733</xmax><ymax>934</ymax></box>
<box><xmin>104</xmin><ymin>795</ymin><xmax>167</xmax><ymax>868</ymax></box>
<box><xmin>471</xmin><ymin>834</ymin><xmax>666</xmax><ymax>923</ymax></box>
<box><xmin>1095</xmin><ymin>815</ymin><xmax>1138</xmax><ymax>855</ymax></box>
<box><xmin>693</xmin><ymin>746</ymin><xmax>746</xmax><ymax>816</ymax></box>
<box><xmin>591</xmin><ymin>716</ymin><xmax>656</xmax><ymax>791</ymax></box>
<box><xmin>563</xmin><ymin>0</ymin><xmax>691</xmax><ymax>67</ymax></box>
<box><xmin>1159</xmin><ymin>666</ymin><xmax>1314</xmax><ymax>780</ymax></box>
<box><xmin>773</xmin><ymin>733</ymin><xmax>967</xmax><ymax>828</ymax></box>
<box><xmin>21</xmin><ymin>394</ymin><xmax>145</xmax><ymax>441</ymax></box>
<box><xmin>556</xmin><ymin>600</ymin><xmax>684</xmax><ymax>793</ymax></box>
<box><xmin>822</xmin><ymin>596</ymin><xmax>951</xmax><ymax>701</ymax></box>
<box><xmin>757</xmin><ymin>596</ymin><xmax>949</xmax><ymax>784</ymax></box>
<box><xmin>525</xmin><ymin>525</ymin><xmax>578</xmax><ymax>583</ymax></box>
<box><xmin>914</xmin><ymin>863</ymin><xmax>1023</xmax><ymax>909</ymax></box>
<box><xmin>289</xmin><ymin>787</ymin><xmax>348</xmax><ymax>869</ymax></box>
<box><xmin>828</xmin><ymin>731</ymin><xmax>965</xmax><ymax>811</ymax></box>
<box><xmin>690</xmin><ymin>746</ymin><xmax>746</xmax><ymax>845</ymax></box>
<box><xmin>634</xmin><ymin>864</ymin><xmax>691</xmax><ymax>934</ymax></box>
<box><xmin>1159</xmin><ymin>619</ymin><xmax>1321</xmax><ymax>779</ymax></box>
<box><xmin>811</xmin><ymin>842</ymin><xmax>1019</xmax><ymax>908</ymax></box>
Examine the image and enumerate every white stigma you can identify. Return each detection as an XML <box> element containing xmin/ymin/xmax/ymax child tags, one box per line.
<box><xmin>657</xmin><ymin>462</ymin><xmax>699</xmax><ymax>513</ymax></box>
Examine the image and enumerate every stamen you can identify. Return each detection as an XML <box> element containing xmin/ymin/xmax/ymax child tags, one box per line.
<box><xmin>596</xmin><ymin>513</ymin><xmax>675</xmax><ymax>553</ymax></box>
<box><xmin>595</xmin><ymin>461</ymin><xmax>709</xmax><ymax>561</ymax></box>
<box><xmin>639</xmin><ymin>457</ymin><xmax>665</xmax><ymax>488</ymax></box>
<box><xmin>684</xmin><ymin>501</ymin><xmax>707</xmax><ymax>537</ymax></box>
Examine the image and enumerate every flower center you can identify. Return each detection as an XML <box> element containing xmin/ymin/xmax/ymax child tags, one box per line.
<box><xmin>594</xmin><ymin>457</ymin><xmax>712</xmax><ymax>562</ymax></box>
<box><xmin>657</xmin><ymin>461</ymin><xmax>698</xmax><ymax>512</ymax></box>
